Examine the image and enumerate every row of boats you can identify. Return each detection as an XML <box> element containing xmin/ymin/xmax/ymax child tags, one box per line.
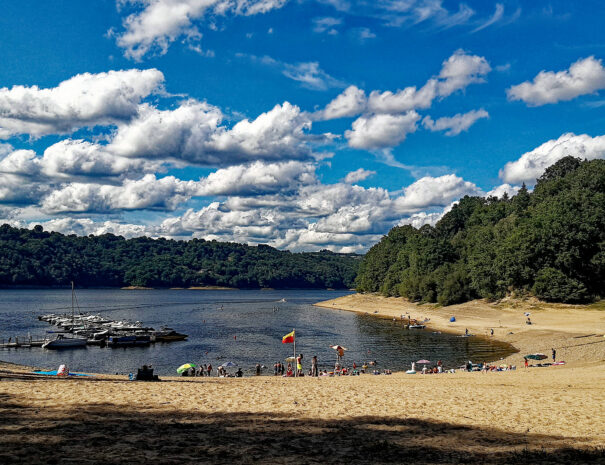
<box><xmin>38</xmin><ymin>312</ymin><xmax>188</xmax><ymax>349</ymax></box>
<box><xmin>36</xmin><ymin>283</ymin><xmax>187</xmax><ymax>349</ymax></box>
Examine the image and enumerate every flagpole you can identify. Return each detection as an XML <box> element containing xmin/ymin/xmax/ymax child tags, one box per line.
<box><xmin>293</xmin><ymin>329</ymin><xmax>296</xmax><ymax>378</ymax></box>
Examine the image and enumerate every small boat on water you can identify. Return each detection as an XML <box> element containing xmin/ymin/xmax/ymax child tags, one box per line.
<box><xmin>409</xmin><ymin>324</ymin><xmax>426</xmax><ymax>329</ymax></box>
<box><xmin>153</xmin><ymin>328</ymin><xmax>188</xmax><ymax>342</ymax></box>
<box><xmin>42</xmin><ymin>333</ymin><xmax>87</xmax><ymax>349</ymax></box>
<box><xmin>107</xmin><ymin>334</ymin><xmax>151</xmax><ymax>347</ymax></box>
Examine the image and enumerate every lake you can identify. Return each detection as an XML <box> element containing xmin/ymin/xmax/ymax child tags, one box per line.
<box><xmin>0</xmin><ymin>289</ymin><xmax>514</xmax><ymax>375</ymax></box>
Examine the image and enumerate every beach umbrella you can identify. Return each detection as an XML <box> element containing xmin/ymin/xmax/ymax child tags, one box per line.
<box><xmin>449</xmin><ymin>316</ymin><xmax>456</xmax><ymax>322</ymax></box>
<box><xmin>221</xmin><ymin>361</ymin><xmax>237</xmax><ymax>368</ymax></box>
<box><xmin>330</xmin><ymin>345</ymin><xmax>348</xmax><ymax>358</ymax></box>
<box><xmin>330</xmin><ymin>345</ymin><xmax>348</xmax><ymax>351</ymax></box>
<box><xmin>525</xmin><ymin>353</ymin><xmax>547</xmax><ymax>360</ymax></box>
<box><xmin>417</xmin><ymin>359</ymin><xmax>431</xmax><ymax>364</ymax></box>
<box><xmin>177</xmin><ymin>362</ymin><xmax>197</xmax><ymax>374</ymax></box>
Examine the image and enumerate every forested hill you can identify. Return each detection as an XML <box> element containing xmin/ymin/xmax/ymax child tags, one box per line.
<box><xmin>0</xmin><ymin>227</ymin><xmax>360</xmax><ymax>289</ymax></box>
<box><xmin>356</xmin><ymin>157</ymin><xmax>605</xmax><ymax>305</ymax></box>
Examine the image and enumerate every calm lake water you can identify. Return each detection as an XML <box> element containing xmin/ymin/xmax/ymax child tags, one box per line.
<box><xmin>0</xmin><ymin>289</ymin><xmax>514</xmax><ymax>375</ymax></box>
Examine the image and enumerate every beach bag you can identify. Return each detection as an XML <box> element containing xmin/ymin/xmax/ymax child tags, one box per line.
<box><xmin>57</xmin><ymin>364</ymin><xmax>69</xmax><ymax>376</ymax></box>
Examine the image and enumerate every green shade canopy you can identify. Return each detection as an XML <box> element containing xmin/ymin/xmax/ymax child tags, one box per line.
<box><xmin>525</xmin><ymin>354</ymin><xmax>547</xmax><ymax>360</ymax></box>
<box><xmin>177</xmin><ymin>362</ymin><xmax>198</xmax><ymax>374</ymax></box>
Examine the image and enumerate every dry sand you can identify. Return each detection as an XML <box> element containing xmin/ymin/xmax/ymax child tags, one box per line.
<box><xmin>1</xmin><ymin>294</ymin><xmax>604</xmax><ymax>464</ymax></box>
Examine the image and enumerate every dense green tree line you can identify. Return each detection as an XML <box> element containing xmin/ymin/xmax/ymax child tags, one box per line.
<box><xmin>0</xmin><ymin>227</ymin><xmax>360</xmax><ymax>289</ymax></box>
<box><xmin>356</xmin><ymin>157</ymin><xmax>605</xmax><ymax>304</ymax></box>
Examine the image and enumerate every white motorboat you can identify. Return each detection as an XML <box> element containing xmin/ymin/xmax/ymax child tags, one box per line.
<box><xmin>42</xmin><ymin>333</ymin><xmax>87</xmax><ymax>349</ymax></box>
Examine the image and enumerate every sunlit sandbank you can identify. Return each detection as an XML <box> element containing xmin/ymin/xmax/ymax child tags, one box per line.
<box><xmin>315</xmin><ymin>294</ymin><xmax>605</xmax><ymax>366</ymax></box>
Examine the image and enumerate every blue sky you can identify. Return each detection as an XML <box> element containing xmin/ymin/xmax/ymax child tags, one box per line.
<box><xmin>0</xmin><ymin>0</ymin><xmax>604</xmax><ymax>251</ymax></box>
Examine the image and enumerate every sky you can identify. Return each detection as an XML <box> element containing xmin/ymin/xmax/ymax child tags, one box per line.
<box><xmin>0</xmin><ymin>0</ymin><xmax>604</xmax><ymax>252</ymax></box>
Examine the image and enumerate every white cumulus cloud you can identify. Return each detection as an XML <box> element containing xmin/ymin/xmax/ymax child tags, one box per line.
<box><xmin>507</xmin><ymin>56</ymin><xmax>605</xmax><ymax>106</ymax></box>
<box><xmin>41</xmin><ymin>174</ymin><xmax>202</xmax><ymax>213</ymax></box>
<box><xmin>500</xmin><ymin>132</ymin><xmax>605</xmax><ymax>184</ymax></box>
<box><xmin>343</xmin><ymin>168</ymin><xmax>375</xmax><ymax>183</ymax></box>
<box><xmin>34</xmin><ymin>218</ymin><xmax>152</xmax><ymax>238</ymax></box>
<box><xmin>316</xmin><ymin>85</ymin><xmax>366</xmax><ymax>120</ymax></box>
<box><xmin>486</xmin><ymin>183</ymin><xmax>520</xmax><ymax>198</ymax></box>
<box><xmin>436</xmin><ymin>49</ymin><xmax>491</xmax><ymax>97</ymax></box>
<box><xmin>398</xmin><ymin>211</ymin><xmax>444</xmax><ymax>228</ymax></box>
<box><xmin>199</xmin><ymin>161</ymin><xmax>316</xmax><ymax>195</ymax></box>
<box><xmin>0</xmin><ymin>141</ymin><xmax>161</xmax><ymax>181</ymax></box>
<box><xmin>110</xmin><ymin>100</ymin><xmax>314</xmax><ymax>165</ymax></box>
<box><xmin>0</xmin><ymin>69</ymin><xmax>164</xmax><ymax>138</ymax></box>
<box><xmin>316</xmin><ymin>50</ymin><xmax>490</xmax><ymax>123</ymax></box>
<box><xmin>345</xmin><ymin>111</ymin><xmax>420</xmax><ymax>150</ymax></box>
<box><xmin>422</xmin><ymin>108</ymin><xmax>489</xmax><ymax>136</ymax></box>
<box><xmin>395</xmin><ymin>174</ymin><xmax>482</xmax><ymax>210</ymax></box>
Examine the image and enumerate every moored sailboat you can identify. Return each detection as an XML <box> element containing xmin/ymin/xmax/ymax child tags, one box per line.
<box><xmin>42</xmin><ymin>282</ymin><xmax>87</xmax><ymax>350</ymax></box>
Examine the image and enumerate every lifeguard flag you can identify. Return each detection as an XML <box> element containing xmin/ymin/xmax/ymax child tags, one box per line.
<box><xmin>282</xmin><ymin>330</ymin><xmax>295</xmax><ymax>344</ymax></box>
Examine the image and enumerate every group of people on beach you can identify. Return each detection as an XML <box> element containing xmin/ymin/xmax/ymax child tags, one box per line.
<box><xmin>265</xmin><ymin>354</ymin><xmax>388</xmax><ymax>377</ymax></box>
<box><xmin>181</xmin><ymin>363</ymin><xmax>243</xmax><ymax>378</ymax></box>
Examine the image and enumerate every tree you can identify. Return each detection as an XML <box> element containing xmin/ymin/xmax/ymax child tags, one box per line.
<box><xmin>532</xmin><ymin>268</ymin><xmax>589</xmax><ymax>303</ymax></box>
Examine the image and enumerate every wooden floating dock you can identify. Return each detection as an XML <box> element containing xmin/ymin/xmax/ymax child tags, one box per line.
<box><xmin>0</xmin><ymin>336</ymin><xmax>47</xmax><ymax>349</ymax></box>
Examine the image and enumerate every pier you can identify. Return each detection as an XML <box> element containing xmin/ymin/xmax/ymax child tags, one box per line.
<box><xmin>0</xmin><ymin>335</ymin><xmax>48</xmax><ymax>349</ymax></box>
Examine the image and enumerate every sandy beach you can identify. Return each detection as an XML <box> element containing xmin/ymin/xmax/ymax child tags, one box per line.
<box><xmin>315</xmin><ymin>294</ymin><xmax>605</xmax><ymax>367</ymax></box>
<box><xmin>1</xmin><ymin>295</ymin><xmax>604</xmax><ymax>464</ymax></box>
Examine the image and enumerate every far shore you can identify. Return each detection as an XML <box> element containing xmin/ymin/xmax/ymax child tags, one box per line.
<box><xmin>314</xmin><ymin>293</ymin><xmax>605</xmax><ymax>367</ymax></box>
<box><xmin>1</xmin><ymin>285</ymin><xmax>349</xmax><ymax>291</ymax></box>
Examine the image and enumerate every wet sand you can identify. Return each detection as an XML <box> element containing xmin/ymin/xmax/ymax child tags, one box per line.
<box><xmin>1</xmin><ymin>294</ymin><xmax>604</xmax><ymax>464</ymax></box>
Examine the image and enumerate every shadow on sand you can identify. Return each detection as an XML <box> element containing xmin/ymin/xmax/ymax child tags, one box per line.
<box><xmin>0</xmin><ymin>391</ymin><xmax>603</xmax><ymax>464</ymax></box>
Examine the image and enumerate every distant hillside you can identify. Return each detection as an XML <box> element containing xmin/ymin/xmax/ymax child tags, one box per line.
<box><xmin>0</xmin><ymin>226</ymin><xmax>360</xmax><ymax>289</ymax></box>
<box><xmin>356</xmin><ymin>157</ymin><xmax>605</xmax><ymax>305</ymax></box>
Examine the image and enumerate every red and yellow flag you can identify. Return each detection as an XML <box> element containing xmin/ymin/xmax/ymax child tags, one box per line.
<box><xmin>282</xmin><ymin>330</ymin><xmax>295</xmax><ymax>344</ymax></box>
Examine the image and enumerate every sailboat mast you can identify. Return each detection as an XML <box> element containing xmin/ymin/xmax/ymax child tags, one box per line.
<box><xmin>71</xmin><ymin>281</ymin><xmax>75</xmax><ymax>322</ymax></box>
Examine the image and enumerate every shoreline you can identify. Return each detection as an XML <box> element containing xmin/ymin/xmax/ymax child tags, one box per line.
<box><xmin>314</xmin><ymin>293</ymin><xmax>605</xmax><ymax>367</ymax></box>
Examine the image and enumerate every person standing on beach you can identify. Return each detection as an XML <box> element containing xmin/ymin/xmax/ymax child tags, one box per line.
<box><xmin>296</xmin><ymin>353</ymin><xmax>303</xmax><ymax>376</ymax></box>
<box><xmin>552</xmin><ymin>348</ymin><xmax>556</xmax><ymax>362</ymax></box>
<box><xmin>311</xmin><ymin>355</ymin><xmax>318</xmax><ymax>377</ymax></box>
<box><xmin>207</xmin><ymin>363</ymin><xmax>212</xmax><ymax>377</ymax></box>
<box><xmin>524</xmin><ymin>358</ymin><xmax>528</xmax><ymax>369</ymax></box>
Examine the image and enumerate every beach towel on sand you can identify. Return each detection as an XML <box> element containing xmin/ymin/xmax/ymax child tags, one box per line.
<box><xmin>32</xmin><ymin>370</ymin><xmax>92</xmax><ymax>377</ymax></box>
